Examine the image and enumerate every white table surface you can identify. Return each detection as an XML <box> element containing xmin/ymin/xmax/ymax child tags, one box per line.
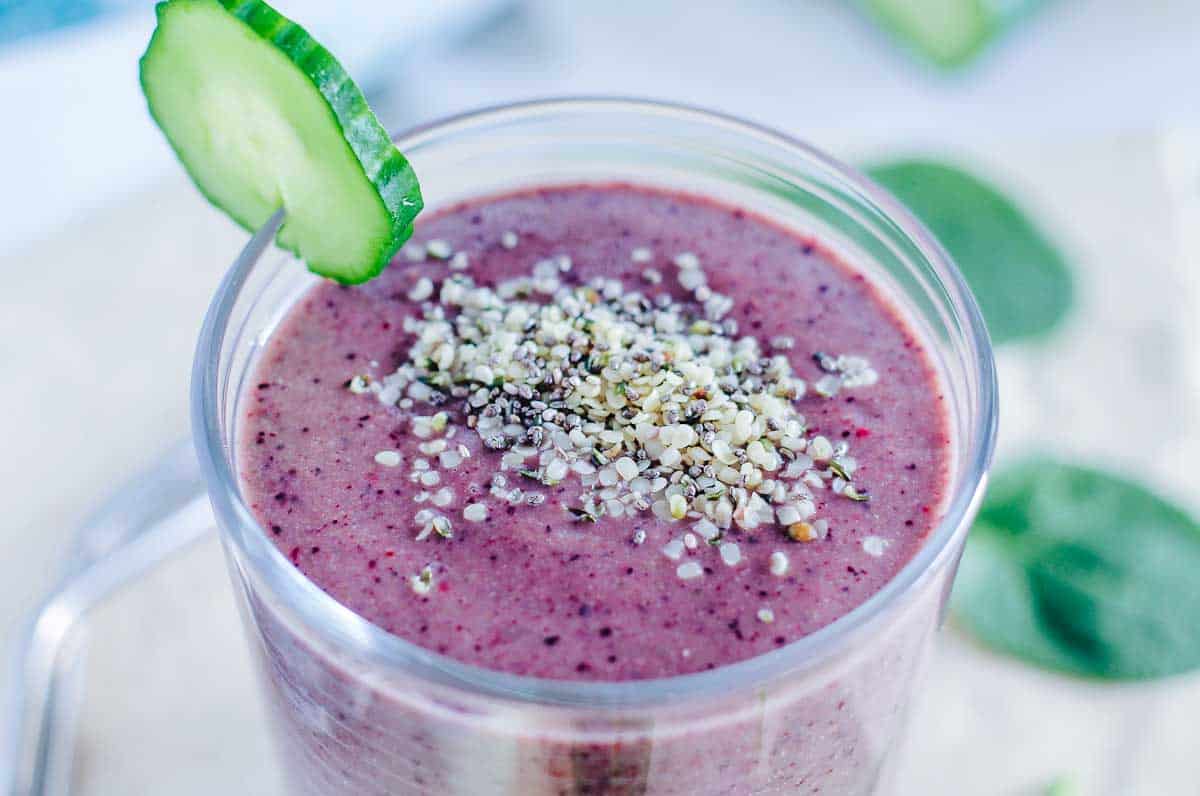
<box><xmin>2</xmin><ymin>2</ymin><xmax>1199</xmax><ymax>793</ymax></box>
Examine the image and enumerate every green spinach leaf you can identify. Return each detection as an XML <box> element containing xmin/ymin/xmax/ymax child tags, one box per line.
<box><xmin>866</xmin><ymin>159</ymin><xmax>1073</xmax><ymax>344</ymax></box>
<box><xmin>952</xmin><ymin>459</ymin><xmax>1200</xmax><ymax>679</ymax></box>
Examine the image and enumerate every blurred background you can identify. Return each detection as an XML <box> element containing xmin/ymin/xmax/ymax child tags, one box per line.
<box><xmin>1</xmin><ymin>1</ymin><xmax>1197</xmax><ymax>793</ymax></box>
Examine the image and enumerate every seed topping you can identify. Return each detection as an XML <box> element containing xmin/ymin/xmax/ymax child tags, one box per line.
<box><xmin>410</xmin><ymin>565</ymin><xmax>434</xmax><ymax>595</ymax></box>
<box><xmin>352</xmin><ymin>244</ymin><xmax>882</xmax><ymax>582</ymax></box>
<box><xmin>862</xmin><ymin>535</ymin><xmax>889</xmax><ymax>557</ymax></box>
<box><xmin>374</xmin><ymin>450</ymin><xmax>401</xmax><ymax>467</ymax></box>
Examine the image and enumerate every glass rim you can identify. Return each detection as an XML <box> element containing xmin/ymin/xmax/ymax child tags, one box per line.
<box><xmin>192</xmin><ymin>97</ymin><xmax>998</xmax><ymax>710</ymax></box>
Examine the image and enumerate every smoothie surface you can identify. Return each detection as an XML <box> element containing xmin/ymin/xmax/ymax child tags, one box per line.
<box><xmin>239</xmin><ymin>183</ymin><xmax>950</xmax><ymax>680</ymax></box>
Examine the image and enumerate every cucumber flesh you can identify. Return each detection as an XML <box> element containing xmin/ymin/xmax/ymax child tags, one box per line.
<box><xmin>139</xmin><ymin>0</ymin><xmax>422</xmax><ymax>284</ymax></box>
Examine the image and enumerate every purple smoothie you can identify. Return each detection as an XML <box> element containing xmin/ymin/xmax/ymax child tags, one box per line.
<box><xmin>239</xmin><ymin>183</ymin><xmax>949</xmax><ymax>684</ymax></box>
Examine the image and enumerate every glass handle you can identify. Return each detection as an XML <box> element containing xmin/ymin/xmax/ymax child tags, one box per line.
<box><xmin>3</xmin><ymin>440</ymin><xmax>215</xmax><ymax>796</ymax></box>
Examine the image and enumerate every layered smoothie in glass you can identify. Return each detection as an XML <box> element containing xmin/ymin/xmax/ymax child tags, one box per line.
<box><xmin>234</xmin><ymin>180</ymin><xmax>956</xmax><ymax>793</ymax></box>
<box><xmin>136</xmin><ymin>4</ymin><xmax>990</xmax><ymax>793</ymax></box>
<box><xmin>241</xmin><ymin>183</ymin><xmax>948</xmax><ymax>680</ymax></box>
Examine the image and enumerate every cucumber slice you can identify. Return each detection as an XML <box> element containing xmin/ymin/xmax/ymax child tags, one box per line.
<box><xmin>862</xmin><ymin>0</ymin><xmax>1045</xmax><ymax>69</ymax></box>
<box><xmin>139</xmin><ymin>0</ymin><xmax>422</xmax><ymax>284</ymax></box>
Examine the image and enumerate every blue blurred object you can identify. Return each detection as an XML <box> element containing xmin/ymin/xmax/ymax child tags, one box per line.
<box><xmin>0</xmin><ymin>0</ymin><xmax>102</xmax><ymax>44</ymax></box>
<box><xmin>0</xmin><ymin>0</ymin><xmax>142</xmax><ymax>45</ymax></box>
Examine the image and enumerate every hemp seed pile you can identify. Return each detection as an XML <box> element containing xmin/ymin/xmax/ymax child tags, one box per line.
<box><xmin>351</xmin><ymin>237</ymin><xmax>880</xmax><ymax>578</ymax></box>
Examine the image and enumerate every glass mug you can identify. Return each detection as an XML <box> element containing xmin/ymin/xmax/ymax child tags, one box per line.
<box><xmin>8</xmin><ymin>99</ymin><xmax>997</xmax><ymax>795</ymax></box>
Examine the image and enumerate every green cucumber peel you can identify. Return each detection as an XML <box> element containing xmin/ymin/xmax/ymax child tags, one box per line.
<box><xmin>139</xmin><ymin>0</ymin><xmax>422</xmax><ymax>284</ymax></box>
